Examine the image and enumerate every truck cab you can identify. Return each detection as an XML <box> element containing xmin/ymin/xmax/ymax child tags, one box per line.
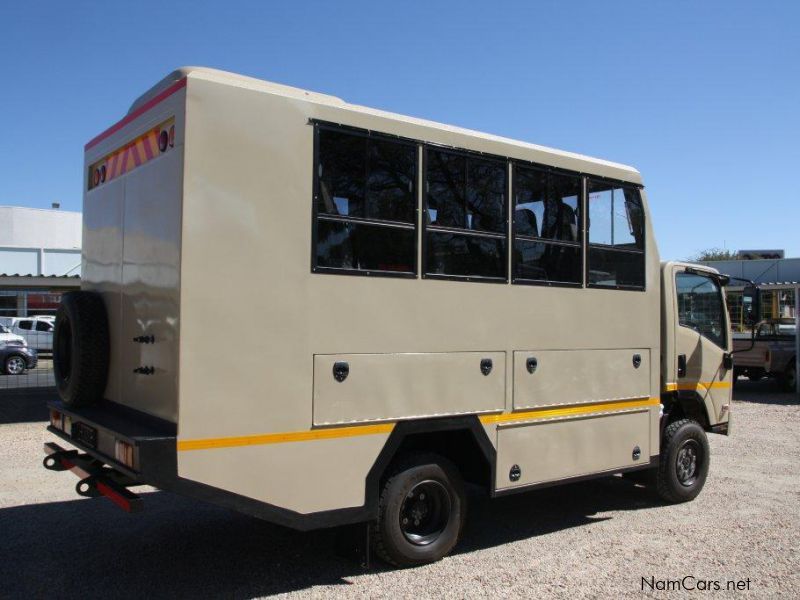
<box><xmin>661</xmin><ymin>262</ymin><xmax>733</xmax><ymax>433</ymax></box>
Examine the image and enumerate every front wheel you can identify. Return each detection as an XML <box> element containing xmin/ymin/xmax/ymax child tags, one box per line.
<box><xmin>780</xmin><ymin>363</ymin><xmax>796</xmax><ymax>392</ymax></box>
<box><xmin>4</xmin><ymin>355</ymin><xmax>27</xmax><ymax>375</ymax></box>
<box><xmin>656</xmin><ymin>419</ymin><xmax>710</xmax><ymax>503</ymax></box>
<box><xmin>371</xmin><ymin>453</ymin><xmax>466</xmax><ymax>567</ymax></box>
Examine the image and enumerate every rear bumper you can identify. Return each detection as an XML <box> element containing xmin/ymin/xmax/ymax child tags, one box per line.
<box><xmin>44</xmin><ymin>400</ymin><xmax>369</xmax><ymax>530</ymax></box>
<box><xmin>43</xmin><ymin>441</ymin><xmax>144</xmax><ymax>512</ymax></box>
<box><xmin>46</xmin><ymin>399</ymin><xmax>177</xmax><ymax>483</ymax></box>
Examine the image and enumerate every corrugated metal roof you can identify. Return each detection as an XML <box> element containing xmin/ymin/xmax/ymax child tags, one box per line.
<box><xmin>0</xmin><ymin>274</ymin><xmax>80</xmax><ymax>278</ymax></box>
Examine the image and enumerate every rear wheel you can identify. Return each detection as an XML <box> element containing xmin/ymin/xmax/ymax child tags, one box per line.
<box><xmin>53</xmin><ymin>291</ymin><xmax>110</xmax><ymax>407</ymax></box>
<box><xmin>4</xmin><ymin>355</ymin><xmax>27</xmax><ymax>375</ymax></box>
<box><xmin>780</xmin><ymin>363</ymin><xmax>796</xmax><ymax>392</ymax></box>
<box><xmin>656</xmin><ymin>419</ymin><xmax>710</xmax><ymax>503</ymax></box>
<box><xmin>372</xmin><ymin>453</ymin><xmax>466</xmax><ymax>567</ymax></box>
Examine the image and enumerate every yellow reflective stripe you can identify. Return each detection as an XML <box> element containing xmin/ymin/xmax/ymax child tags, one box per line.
<box><xmin>177</xmin><ymin>422</ymin><xmax>395</xmax><ymax>452</ymax></box>
<box><xmin>479</xmin><ymin>397</ymin><xmax>659</xmax><ymax>425</ymax></box>
<box><xmin>664</xmin><ymin>381</ymin><xmax>731</xmax><ymax>393</ymax></box>
<box><xmin>177</xmin><ymin>397</ymin><xmax>661</xmax><ymax>452</ymax></box>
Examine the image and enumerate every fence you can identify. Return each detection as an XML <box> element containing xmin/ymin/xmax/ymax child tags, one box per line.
<box><xmin>0</xmin><ymin>326</ymin><xmax>55</xmax><ymax>391</ymax></box>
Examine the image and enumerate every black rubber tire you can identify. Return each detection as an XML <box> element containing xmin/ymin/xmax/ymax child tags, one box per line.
<box><xmin>371</xmin><ymin>453</ymin><xmax>466</xmax><ymax>568</ymax></box>
<box><xmin>656</xmin><ymin>419</ymin><xmax>710</xmax><ymax>503</ymax></box>
<box><xmin>779</xmin><ymin>363</ymin><xmax>796</xmax><ymax>392</ymax></box>
<box><xmin>4</xmin><ymin>354</ymin><xmax>27</xmax><ymax>375</ymax></box>
<box><xmin>53</xmin><ymin>291</ymin><xmax>110</xmax><ymax>407</ymax></box>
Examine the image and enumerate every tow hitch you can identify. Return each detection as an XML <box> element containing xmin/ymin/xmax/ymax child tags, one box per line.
<box><xmin>43</xmin><ymin>442</ymin><xmax>143</xmax><ymax>513</ymax></box>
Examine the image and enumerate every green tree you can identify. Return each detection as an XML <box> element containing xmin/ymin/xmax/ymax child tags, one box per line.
<box><xmin>689</xmin><ymin>248</ymin><xmax>738</xmax><ymax>262</ymax></box>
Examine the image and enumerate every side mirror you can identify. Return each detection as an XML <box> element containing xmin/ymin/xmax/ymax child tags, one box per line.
<box><xmin>742</xmin><ymin>285</ymin><xmax>760</xmax><ymax>327</ymax></box>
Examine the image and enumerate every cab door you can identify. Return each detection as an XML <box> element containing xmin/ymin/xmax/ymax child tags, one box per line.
<box><xmin>671</xmin><ymin>267</ymin><xmax>733</xmax><ymax>425</ymax></box>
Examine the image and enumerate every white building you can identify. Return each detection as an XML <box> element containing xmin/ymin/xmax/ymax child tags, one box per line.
<box><xmin>0</xmin><ymin>206</ymin><xmax>81</xmax><ymax>317</ymax></box>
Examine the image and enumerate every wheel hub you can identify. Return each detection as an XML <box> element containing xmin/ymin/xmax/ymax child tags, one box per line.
<box><xmin>399</xmin><ymin>480</ymin><xmax>451</xmax><ymax>546</ymax></box>
<box><xmin>676</xmin><ymin>440</ymin><xmax>700</xmax><ymax>486</ymax></box>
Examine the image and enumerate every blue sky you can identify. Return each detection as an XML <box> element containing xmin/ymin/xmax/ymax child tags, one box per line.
<box><xmin>1</xmin><ymin>1</ymin><xmax>797</xmax><ymax>260</ymax></box>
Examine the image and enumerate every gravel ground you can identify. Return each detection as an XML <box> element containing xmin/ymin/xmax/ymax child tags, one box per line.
<box><xmin>0</xmin><ymin>381</ymin><xmax>798</xmax><ymax>599</ymax></box>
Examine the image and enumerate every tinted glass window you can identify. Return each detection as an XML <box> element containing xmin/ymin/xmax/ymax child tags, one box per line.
<box><xmin>676</xmin><ymin>272</ymin><xmax>727</xmax><ymax>348</ymax></box>
<box><xmin>424</xmin><ymin>148</ymin><xmax>507</xmax><ymax>280</ymax></box>
<box><xmin>587</xmin><ymin>247</ymin><xmax>645</xmax><ymax>288</ymax></box>
<box><xmin>18</xmin><ymin>321</ymin><xmax>32</xmax><ymax>330</ymax></box>
<box><xmin>514</xmin><ymin>168</ymin><xmax>580</xmax><ymax>242</ymax></box>
<box><xmin>587</xmin><ymin>180</ymin><xmax>645</xmax><ymax>289</ymax></box>
<box><xmin>426</xmin><ymin>149</ymin><xmax>505</xmax><ymax>233</ymax></box>
<box><xmin>427</xmin><ymin>151</ymin><xmax>465</xmax><ymax>228</ymax></box>
<box><xmin>512</xmin><ymin>166</ymin><xmax>582</xmax><ymax>286</ymax></box>
<box><xmin>314</xmin><ymin>125</ymin><xmax>417</xmax><ymax>277</ymax></box>
<box><xmin>513</xmin><ymin>240</ymin><xmax>581</xmax><ymax>284</ymax></box>
<box><xmin>426</xmin><ymin>232</ymin><xmax>506</xmax><ymax>279</ymax></box>
<box><xmin>317</xmin><ymin>129</ymin><xmax>415</xmax><ymax>224</ymax></box>
<box><xmin>467</xmin><ymin>160</ymin><xmax>506</xmax><ymax>233</ymax></box>
<box><xmin>318</xmin><ymin>130</ymin><xmax>366</xmax><ymax>218</ymax></box>
<box><xmin>316</xmin><ymin>220</ymin><xmax>415</xmax><ymax>273</ymax></box>
<box><xmin>588</xmin><ymin>182</ymin><xmax>644</xmax><ymax>250</ymax></box>
<box><xmin>35</xmin><ymin>321</ymin><xmax>52</xmax><ymax>331</ymax></box>
<box><xmin>365</xmin><ymin>138</ymin><xmax>416</xmax><ymax>223</ymax></box>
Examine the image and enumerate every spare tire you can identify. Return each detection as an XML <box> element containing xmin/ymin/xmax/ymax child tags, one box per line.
<box><xmin>53</xmin><ymin>291</ymin><xmax>110</xmax><ymax>407</ymax></box>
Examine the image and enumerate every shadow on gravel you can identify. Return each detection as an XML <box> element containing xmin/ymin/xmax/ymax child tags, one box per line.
<box><xmin>0</xmin><ymin>387</ymin><xmax>54</xmax><ymax>425</ymax></box>
<box><xmin>0</xmin><ymin>476</ymin><xmax>658</xmax><ymax>599</ymax></box>
<box><xmin>733</xmin><ymin>378</ymin><xmax>798</xmax><ymax>406</ymax></box>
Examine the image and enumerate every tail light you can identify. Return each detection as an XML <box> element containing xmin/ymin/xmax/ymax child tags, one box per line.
<box><xmin>114</xmin><ymin>440</ymin><xmax>135</xmax><ymax>469</ymax></box>
<box><xmin>49</xmin><ymin>409</ymin><xmax>63</xmax><ymax>430</ymax></box>
<box><xmin>158</xmin><ymin>130</ymin><xmax>169</xmax><ymax>152</ymax></box>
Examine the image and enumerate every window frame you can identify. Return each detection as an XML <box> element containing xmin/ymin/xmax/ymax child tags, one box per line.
<box><xmin>421</xmin><ymin>143</ymin><xmax>509</xmax><ymax>284</ymax></box>
<box><xmin>675</xmin><ymin>270</ymin><xmax>729</xmax><ymax>350</ymax></box>
<box><xmin>310</xmin><ymin>121</ymin><xmax>419</xmax><ymax>279</ymax></box>
<box><xmin>510</xmin><ymin>160</ymin><xmax>585</xmax><ymax>289</ymax></box>
<box><xmin>585</xmin><ymin>177</ymin><xmax>646</xmax><ymax>292</ymax></box>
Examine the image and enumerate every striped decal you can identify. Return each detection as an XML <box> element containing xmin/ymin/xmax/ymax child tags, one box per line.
<box><xmin>177</xmin><ymin>422</ymin><xmax>395</xmax><ymax>452</ymax></box>
<box><xmin>663</xmin><ymin>381</ymin><xmax>732</xmax><ymax>393</ymax></box>
<box><xmin>177</xmin><ymin>397</ymin><xmax>659</xmax><ymax>452</ymax></box>
<box><xmin>87</xmin><ymin>117</ymin><xmax>174</xmax><ymax>190</ymax></box>
<box><xmin>85</xmin><ymin>77</ymin><xmax>186</xmax><ymax>150</ymax></box>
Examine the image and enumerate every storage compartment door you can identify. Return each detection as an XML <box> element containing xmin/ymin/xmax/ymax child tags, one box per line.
<box><xmin>513</xmin><ymin>348</ymin><xmax>650</xmax><ymax>409</ymax></box>
<box><xmin>496</xmin><ymin>409</ymin><xmax>651</xmax><ymax>490</ymax></box>
<box><xmin>313</xmin><ymin>352</ymin><xmax>505</xmax><ymax>425</ymax></box>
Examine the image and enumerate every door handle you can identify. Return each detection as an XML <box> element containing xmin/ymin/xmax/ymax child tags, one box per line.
<box><xmin>677</xmin><ymin>354</ymin><xmax>687</xmax><ymax>378</ymax></box>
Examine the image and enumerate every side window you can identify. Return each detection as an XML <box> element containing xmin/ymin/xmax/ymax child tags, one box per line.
<box><xmin>676</xmin><ymin>272</ymin><xmax>727</xmax><ymax>348</ymax></box>
<box><xmin>587</xmin><ymin>180</ymin><xmax>645</xmax><ymax>289</ymax></box>
<box><xmin>512</xmin><ymin>165</ymin><xmax>582</xmax><ymax>285</ymax></box>
<box><xmin>313</xmin><ymin>126</ymin><xmax>417</xmax><ymax>276</ymax></box>
<box><xmin>424</xmin><ymin>147</ymin><xmax>507</xmax><ymax>280</ymax></box>
<box><xmin>35</xmin><ymin>321</ymin><xmax>52</xmax><ymax>332</ymax></box>
<box><xmin>18</xmin><ymin>320</ymin><xmax>33</xmax><ymax>330</ymax></box>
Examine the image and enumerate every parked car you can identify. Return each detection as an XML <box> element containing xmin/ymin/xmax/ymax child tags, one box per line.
<box><xmin>0</xmin><ymin>324</ymin><xmax>27</xmax><ymax>347</ymax></box>
<box><xmin>0</xmin><ymin>342</ymin><xmax>38</xmax><ymax>375</ymax></box>
<box><xmin>0</xmin><ymin>316</ymin><xmax>54</xmax><ymax>351</ymax></box>
<box><xmin>733</xmin><ymin>318</ymin><xmax>796</xmax><ymax>391</ymax></box>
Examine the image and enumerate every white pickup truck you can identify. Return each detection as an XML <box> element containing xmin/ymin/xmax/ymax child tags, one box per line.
<box><xmin>733</xmin><ymin>318</ymin><xmax>796</xmax><ymax>391</ymax></box>
<box><xmin>0</xmin><ymin>316</ymin><xmax>54</xmax><ymax>352</ymax></box>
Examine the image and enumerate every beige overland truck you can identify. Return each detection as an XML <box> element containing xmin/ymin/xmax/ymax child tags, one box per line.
<box><xmin>44</xmin><ymin>67</ymin><xmax>740</xmax><ymax>567</ymax></box>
